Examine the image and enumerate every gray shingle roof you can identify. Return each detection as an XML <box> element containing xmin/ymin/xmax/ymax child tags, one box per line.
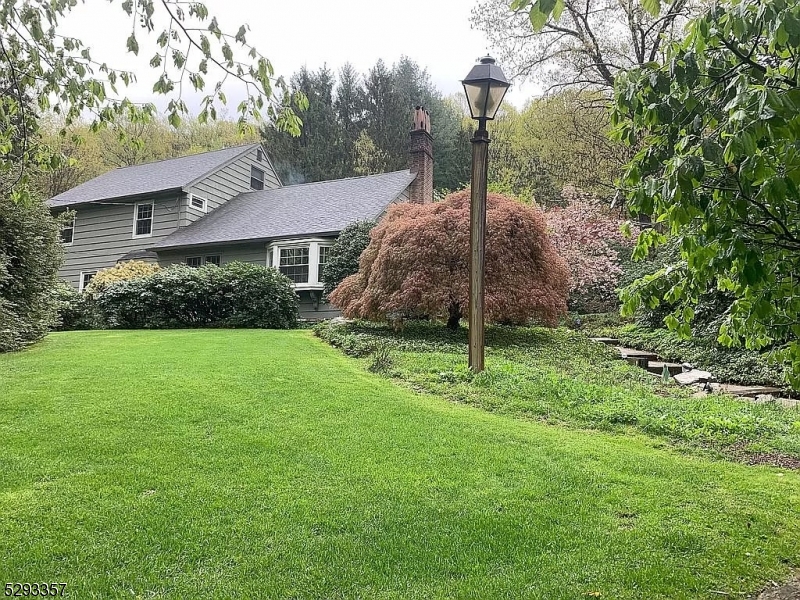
<box><xmin>47</xmin><ymin>144</ymin><xmax>260</xmax><ymax>207</ymax></box>
<box><xmin>150</xmin><ymin>170</ymin><xmax>416</xmax><ymax>250</ymax></box>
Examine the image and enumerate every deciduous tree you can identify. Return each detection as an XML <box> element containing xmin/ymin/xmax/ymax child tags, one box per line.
<box><xmin>472</xmin><ymin>0</ymin><xmax>694</xmax><ymax>92</ymax></box>
<box><xmin>612</xmin><ymin>0</ymin><xmax>800</xmax><ymax>387</ymax></box>
<box><xmin>329</xmin><ymin>190</ymin><xmax>569</xmax><ymax>329</ymax></box>
<box><xmin>1</xmin><ymin>0</ymin><xmax>305</xmax><ymax>201</ymax></box>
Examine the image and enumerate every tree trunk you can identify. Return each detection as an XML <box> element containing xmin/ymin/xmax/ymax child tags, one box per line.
<box><xmin>447</xmin><ymin>302</ymin><xmax>461</xmax><ymax>330</ymax></box>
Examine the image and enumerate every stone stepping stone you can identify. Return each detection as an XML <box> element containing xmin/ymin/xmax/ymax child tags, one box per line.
<box><xmin>674</xmin><ymin>370</ymin><xmax>714</xmax><ymax>385</ymax></box>
<box><xmin>646</xmin><ymin>361</ymin><xmax>683</xmax><ymax>377</ymax></box>
<box><xmin>616</xmin><ymin>347</ymin><xmax>660</xmax><ymax>362</ymax></box>
<box><xmin>717</xmin><ymin>384</ymin><xmax>784</xmax><ymax>398</ymax></box>
<box><xmin>589</xmin><ymin>337</ymin><xmax>620</xmax><ymax>346</ymax></box>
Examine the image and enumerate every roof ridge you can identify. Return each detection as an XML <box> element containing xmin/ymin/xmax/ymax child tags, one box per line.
<box><xmin>105</xmin><ymin>143</ymin><xmax>259</xmax><ymax>172</ymax></box>
<box><xmin>278</xmin><ymin>169</ymin><xmax>412</xmax><ymax>191</ymax></box>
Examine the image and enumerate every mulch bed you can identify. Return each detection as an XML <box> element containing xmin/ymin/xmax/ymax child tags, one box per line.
<box><xmin>750</xmin><ymin>575</ymin><xmax>800</xmax><ymax>600</ymax></box>
<box><xmin>726</xmin><ymin>442</ymin><xmax>800</xmax><ymax>470</ymax></box>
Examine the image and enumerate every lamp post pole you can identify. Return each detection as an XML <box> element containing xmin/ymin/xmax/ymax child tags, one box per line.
<box><xmin>462</xmin><ymin>55</ymin><xmax>509</xmax><ymax>374</ymax></box>
<box><xmin>468</xmin><ymin>119</ymin><xmax>489</xmax><ymax>373</ymax></box>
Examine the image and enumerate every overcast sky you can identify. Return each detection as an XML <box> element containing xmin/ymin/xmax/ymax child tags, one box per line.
<box><xmin>59</xmin><ymin>0</ymin><xmax>539</xmax><ymax>117</ymax></box>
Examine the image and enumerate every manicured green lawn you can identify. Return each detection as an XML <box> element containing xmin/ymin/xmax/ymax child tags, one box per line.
<box><xmin>1</xmin><ymin>330</ymin><xmax>799</xmax><ymax>599</ymax></box>
<box><xmin>315</xmin><ymin>321</ymin><xmax>800</xmax><ymax>460</ymax></box>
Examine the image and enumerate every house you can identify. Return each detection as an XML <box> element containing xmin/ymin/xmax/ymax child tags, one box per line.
<box><xmin>48</xmin><ymin>107</ymin><xmax>434</xmax><ymax>319</ymax></box>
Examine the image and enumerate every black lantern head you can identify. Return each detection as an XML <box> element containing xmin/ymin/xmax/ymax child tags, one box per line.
<box><xmin>461</xmin><ymin>56</ymin><xmax>510</xmax><ymax>121</ymax></box>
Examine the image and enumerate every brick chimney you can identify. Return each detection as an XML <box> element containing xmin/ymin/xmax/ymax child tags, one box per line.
<box><xmin>409</xmin><ymin>106</ymin><xmax>433</xmax><ymax>204</ymax></box>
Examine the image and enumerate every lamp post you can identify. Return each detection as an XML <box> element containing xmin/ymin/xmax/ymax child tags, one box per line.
<box><xmin>462</xmin><ymin>56</ymin><xmax>510</xmax><ymax>373</ymax></box>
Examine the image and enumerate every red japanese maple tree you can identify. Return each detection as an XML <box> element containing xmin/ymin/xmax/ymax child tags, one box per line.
<box><xmin>329</xmin><ymin>190</ymin><xmax>570</xmax><ymax>329</ymax></box>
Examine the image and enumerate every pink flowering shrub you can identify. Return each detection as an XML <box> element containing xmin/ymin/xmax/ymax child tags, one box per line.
<box><xmin>545</xmin><ymin>186</ymin><xmax>637</xmax><ymax>313</ymax></box>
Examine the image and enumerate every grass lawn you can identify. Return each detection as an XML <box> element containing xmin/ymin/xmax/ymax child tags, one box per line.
<box><xmin>1</xmin><ymin>329</ymin><xmax>799</xmax><ymax>599</ymax></box>
<box><xmin>314</xmin><ymin>321</ymin><xmax>800</xmax><ymax>461</ymax></box>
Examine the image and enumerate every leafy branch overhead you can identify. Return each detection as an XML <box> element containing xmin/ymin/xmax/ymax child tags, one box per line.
<box><xmin>612</xmin><ymin>0</ymin><xmax>800</xmax><ymax>388</ymax></box>
<box><xmin>512</xmin><ymin>0</ymin><xmax>663</xmax><ymax>30</ymax></box>
<box><xmin>0</xmin><ymin>0</ymin><xmax>307</xmax><ymax>199</ymax></box>
<box><xmin>474</xmin><ymin>0</ymin><xmax>687</xmax><ymax>92</ymax></box>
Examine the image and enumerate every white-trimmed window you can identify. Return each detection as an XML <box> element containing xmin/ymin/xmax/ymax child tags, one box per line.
<box><xmin>279</xmin><ymin>247</ymin><xmax>309</xmax><ymax>283</ymax></box>
<box><xmin>188</xmin><ymin>194</ymin><xmax>207</xmax><ymax>213</ymax></box>
<box><xmin>79</xmin><ymin>271</ymin><xmax>96</xmax><ymax>292</ymax></box>
<box><xmin>133</xmin><ymin>202</ymin><xmax>154</xmax><ymax>237</ymax></box>
<box><xmin>268</xmin><ymin>240</ymin><xmax>332</xmax><ymax>288</ymax></box>
<box><xmin>61</xmin><ymin>214</ymin><xmax>75</xmax><ymax>245</ymax></box>
<box><xmin>250</xmin><ymin>166</ymin><xmax>265</xmax><ymax>190</ymax></box>
<box><xmin>318</xmin><ymin>245</ymin><xmax>332</xmax><ymax>280</ymax></box>
<box><xmin>186</xmin><ymin>255</ymin><xmax>221</xmax><ymax>267</ymax></box>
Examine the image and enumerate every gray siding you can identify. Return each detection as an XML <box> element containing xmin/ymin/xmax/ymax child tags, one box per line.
<box><xmin>183</xmin><ymin>146</ymin><xmax>281</xmax><ymax>226</ymax></box>
<box><xmin>58</xmin><ymin>195</ymin><xmax>181</xmax><ymax>287</ymax></box>
<box><xmin>374</xmin><ymin>184</ymin><xmax>411</xmax><ymax>222</ymax></box>
<box><xmin>298</xmin><ymin>290</ymin><xmax>339</xmax><ymax>321</ymax></box>
<box><xmin>156</xmin><ymin>243</ymin><xmax>267</xmax><ymax>267</ymax></box>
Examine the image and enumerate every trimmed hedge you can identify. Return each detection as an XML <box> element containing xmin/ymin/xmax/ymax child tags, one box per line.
<box><xmin>95</xmin><ymin>262</ymin><xmax>298</xmax><ymax>329</ymax></box>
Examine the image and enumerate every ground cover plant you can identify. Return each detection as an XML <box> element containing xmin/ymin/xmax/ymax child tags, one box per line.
<box><xmin>314</xmin><ymin>320</ymin><xmax>800</xmax><ymax>461</ymax></box>
<box><xmin>615</xmin><ymin>325</ymin><xmax>791</xmax><ymax>390</ymax></box>
<box><xmin>1</xmin><ymin>329</ymin><xmax>799</xmax><ymax>598</ymax></box>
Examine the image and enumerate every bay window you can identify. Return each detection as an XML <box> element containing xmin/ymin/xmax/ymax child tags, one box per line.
<box><xmin>268</xmin><ymin>240</ymin><xmax>333</xmax><ymax>289</ymax></box>
<box><xmin>279</xmin><ymin>247</ymin><xmax>310</xmax><ymax>284</ymax></box>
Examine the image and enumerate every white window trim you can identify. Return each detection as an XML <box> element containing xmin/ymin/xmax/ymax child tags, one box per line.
<box><xmin>61</xmin><ymin>213</ymin><xmax>76</xmax><ymax>246</ymax></box>
<box><xmin>79</xmin><ymin>271</ymin><xmax>97</xmax><ymax>292</ymax></box>
<box><xmin>317</xmin><ymin>243</ymin><xmax>333</xmax><ymax>281</ymax></box>
<box><xmin>186</xmin><ymin>254</ymin><xmax>221</xmax><ymax>267</ymax></box>
<box><xmin>268</xmin><ymin>239</ymin><xmax>332</xmax><ymax>290</ymax></box>
<box><xmin>187</xmin><ymin>193</ymin><xmax>207</xmax><ymax>214</ymax></box>
<box><xmin>250</xmin><ymin>165</ymin><xmax>265</xmax><ymax>190</ymax></box>
<box><xmin>132</xmin><ymin>201</ymin><xmax>154</xmax><ymax>239</ymax></box>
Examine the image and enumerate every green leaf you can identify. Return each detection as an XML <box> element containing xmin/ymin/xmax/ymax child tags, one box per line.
<box><xmin>126</xmin><ymin>34</ymin><xmax>139</xmax><ymax>55</ymax></box>
<box><xmin>552</xmin><ymin>0</ymin><xmax>564</xmax><ymax>21</ymax></box>
<box><xmin>641</xmin><ymin>0</ymin><xmax>661</xmax><ymax>17</ymax></box>
<box><xmin>528</xmin><ymin>7</ymin><xmax>548</xmax><ymax>31</ymax></box>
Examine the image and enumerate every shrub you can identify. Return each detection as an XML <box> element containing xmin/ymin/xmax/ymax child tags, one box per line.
<box><xmin>95</xmin><ymin>262</ymin><xmax>298</xmax><ymax>329</ymax></box>
<box><xmin>329</xmin><ymin>190</ymin><xmax>570</xmax><ymax>329</ymax></box>
<box><xmin>85</xmin><ymin>260</ymin><xmax>160</xmax><ymax>295</ymax></box>
<box><xmin>321</xmin><ymin>220</ymin><xmax>374</xmax><ymax>296</ymax></box>
<box><xmin>545</xmin><ymin>187</ymin><xmax>637</xmax><ymax>314</ymax></box>
<box><xmin>0</xmin><ymin>196</ymin><xmax>63</xmax><ymax>352</ymax></box>
<box><xmin>52</xmin><ymin>280</ymin><xmax>96</xmax><ymax>330</ymax></box>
